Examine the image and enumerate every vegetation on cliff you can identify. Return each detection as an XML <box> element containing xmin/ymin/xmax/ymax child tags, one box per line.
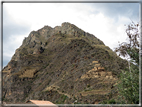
<box><xmin>2</xmin><ymin>22</ymin><xmax>128</xmax><ymax>104</ymax></box>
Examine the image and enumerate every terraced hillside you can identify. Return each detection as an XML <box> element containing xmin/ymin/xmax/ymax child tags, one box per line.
<box><xmin>2</xmin><ymin>22</ymin><xmax>128</xmax><ymax>104</ymax></box>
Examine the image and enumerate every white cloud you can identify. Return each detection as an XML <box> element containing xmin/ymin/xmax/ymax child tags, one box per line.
<box><xmin>3</xmin><ymin>34</ymin><xmax>28</xmax><ymax>54</ymax></box>
<box><xmin>3</xmin><ymin>3</ymin><xmax>96</xmax><ymax>30</ymax></box>
<box><xmin>70</xmin><ymin>12</ymin><xmax>131</xmax><ymax>51</ymax></box>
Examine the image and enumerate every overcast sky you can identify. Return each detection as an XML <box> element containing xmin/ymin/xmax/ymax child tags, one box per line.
<box><xmin>2</xmin><ymin>2</ymin><xmax>139</xmax><ymax>68</ymax></box>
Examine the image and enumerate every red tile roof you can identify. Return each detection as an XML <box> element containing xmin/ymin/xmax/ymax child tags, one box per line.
<box><xmin>26</xmin><ymin>100</ymin><xmax>58</xmax><ymax>106</ymax></box>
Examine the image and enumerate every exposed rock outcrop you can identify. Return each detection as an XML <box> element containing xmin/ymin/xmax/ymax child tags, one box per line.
<box><xmin>2</xmin><ymin>22</ymin><xmax>128</xmax><ymax>104</ymax></box>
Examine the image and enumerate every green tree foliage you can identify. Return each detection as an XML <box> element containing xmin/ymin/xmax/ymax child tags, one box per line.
<box><xmin>115</xmin><ymin>21</ymin><xmax>139</xmax><ymax>104</ymax></box>
<box><xmin>117</xmin><ymin>64</ymin><xmax>139</xmax><ymax>104</ymax></box>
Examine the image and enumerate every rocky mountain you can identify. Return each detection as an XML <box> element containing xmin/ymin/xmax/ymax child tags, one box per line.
<box><xmin>2</xmin><ymin>22</ymin><xmax>128</xmax><ymax>104</ymax></box>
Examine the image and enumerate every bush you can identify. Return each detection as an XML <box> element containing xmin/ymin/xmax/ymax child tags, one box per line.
<box><xmin>100</xmin><ymin>99</ymin><xmax>116</xmax><ymax>104</ymax></box>
<box><xmin>108</xmin><ymin>99</ymin><xmax>116</xmax><ymax>104</ymax></box>
<box><xmin>117</xmin><ymin>64</ymin><xmax>139</xmax><ymax>104</ymax></box>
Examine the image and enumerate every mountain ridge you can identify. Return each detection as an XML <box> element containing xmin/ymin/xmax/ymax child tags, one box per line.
<box><xmin>2</xmin><ymin>22</ymin><xmax>128</xmax><ymax>104</ymax></box>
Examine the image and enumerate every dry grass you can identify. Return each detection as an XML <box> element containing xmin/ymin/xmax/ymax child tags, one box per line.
<box><xmin>80</xmin><ymin>89</ymin><xmax>110</xmax><ymax>96</ymax></box>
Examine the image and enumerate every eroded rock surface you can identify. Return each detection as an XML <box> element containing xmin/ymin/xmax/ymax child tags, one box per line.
<box><xmin>2</xmin><ymin>22</ymin><xmax>128</xmax><ymax>104</ymax></box>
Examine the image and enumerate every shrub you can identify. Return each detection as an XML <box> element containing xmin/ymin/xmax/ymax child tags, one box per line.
<box><xmin>108</xmin><ymin>99</ymin><xmax>116</xmax><ymax>104</ymax></box>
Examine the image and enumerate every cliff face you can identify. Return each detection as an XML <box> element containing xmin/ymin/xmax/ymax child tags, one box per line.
<box><xmin>2</xmin><ymin>22</ymin><xmax>128</xmax><ymax>104</ymax></box>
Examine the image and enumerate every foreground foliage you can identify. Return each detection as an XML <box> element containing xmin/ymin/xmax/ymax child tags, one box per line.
<box><xmin>115</xmin><ymin>21</ymin><xmax>139</xmax><ymax>104</ymax></box>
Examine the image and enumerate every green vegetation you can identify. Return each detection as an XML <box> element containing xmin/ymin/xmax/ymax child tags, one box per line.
<box><xmin>56</xmin><ymin>94</ymin><xmax>68</xmax><ymax>104</ymax></box>
<box><xmin>115</xmin><ymin>22</ymin><xmax>139</xmax><ymax>104</ymax></box>
<box><xmin>87</xmin><ymin>84</ymin><xmax>90</xmax><ymax>88</ymax></box>
<box><xmin>101</xmin><ymin>99</ymin><xmax>116</xmax><ymax>104</ymax></box>
<box><xmin>99</xmin><ymin>22</ymin><xmax>139</xmax><ymax>104</ymax></box>
<box><xmin>2</xmin><ymin>98</ymin><xmax>10</xmax><ymax>102</ymax></box>
<box><xmin>117</xmin><ymin>64</ymin><xmax>139</xmax><ymax>104</ymax></box>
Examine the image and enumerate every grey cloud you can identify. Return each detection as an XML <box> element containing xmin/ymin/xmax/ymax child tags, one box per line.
<box><xmin>3</xmin><ymin>59</ymin><xmax>9</xmax><ymax>68</ymax></box>
<box><xmin>90</xmin><ymin>3</ymin><xmax>139</xmax><ymax>21</ymax></box>
<box><xmin>3</xmin><ymin>8</ymin><xmax>31</xmax><ymax>68</ymax></box>
<box><xmin>3</xmin><ymin>8</ymin><xmax>31</xmax><ymax>43</ymax></box>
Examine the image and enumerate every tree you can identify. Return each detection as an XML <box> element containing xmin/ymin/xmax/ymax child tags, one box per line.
<box><xmin>115</xmin><ymin>21</ymin><xmax>139</xmax><ymax>104</ymax></box>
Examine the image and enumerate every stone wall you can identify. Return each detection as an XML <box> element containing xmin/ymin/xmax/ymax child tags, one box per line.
<box><xmin>81</xmin><ymin>60</ymin><xmax>117</xmax><ymax>80</ymax></box>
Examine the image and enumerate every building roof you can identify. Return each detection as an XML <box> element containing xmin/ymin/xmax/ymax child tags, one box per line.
<box><xmin>26</xmin><ymin>100</ymin><xmax>58</xmax><ymax>106</ymax></box>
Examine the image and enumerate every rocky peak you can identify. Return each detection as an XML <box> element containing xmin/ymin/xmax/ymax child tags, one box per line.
<box><xmin>11</xmin><ymin>22</ymin><xmax>106</xmax><ymax>62</ymax></box>
<box><xmin>61</xmin><ymin>22</ymin><xmax>76</xmax><ymax>29</ymax></box>
<box><xmin>2</xmin><ymin>22</ymin><xmax>128</xmax><ymax>104</ymax></box>
<box><xmin>61</xmin><ymin>22</ymin><xmax>72</xmax><ymax>27</ymax></box>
